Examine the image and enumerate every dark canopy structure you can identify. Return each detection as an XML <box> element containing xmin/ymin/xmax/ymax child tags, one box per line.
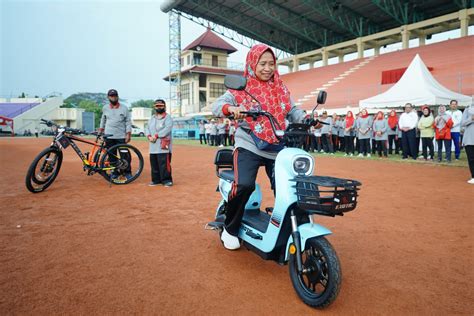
<box><xmin>161</xmin><ymin>0</ymin><xmax>471</xmax><ymax>55</ymax></box>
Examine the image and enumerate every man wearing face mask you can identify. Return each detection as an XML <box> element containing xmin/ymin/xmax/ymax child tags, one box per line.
<box><xmin>146</xmin><ymin>99</ymin><xmax>174</xmax><ymax>187</ymax></box>
<box><xmin>99</xmin><ymin>89</ymin><xmax>132</xmax><ymax>178</ymax></box>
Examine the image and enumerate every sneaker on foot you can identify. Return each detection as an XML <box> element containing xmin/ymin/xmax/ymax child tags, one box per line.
<box><xmin>467</xmin><ymin>178</ymin><xmax>474</xmax><ymax>184</ymax></box>
<box><xmin>163</xmin><ymin>181</ymin><xmax>173</xmax><ymax>187</ymax></box>
<box><xmin>350</xmin><ymin>153</ymin><xmax>353</xmax><ymax>157</ymax></box>
<box><xmin>148</xmin><ymin>182</ymin><xmax>160</xmax><ymax>187</ymax></box>
<box><xmin>358</xmin><ymin>153</ymin><xmax>363</xmax><ymax>157</ymax></box>
<box><xmin>367</xmin><ymin>154</ymin><xmax>371</xmax><ymax>158</ymax></box>
<box><xmin>221</xmin><ymin>228</ymin><xmax>240</xmax><ymax>250</ymax></box>
<box><xmin>344</xmin><ymin>153</ymin><xmax>348</xmax><ymax>156</ymax></box>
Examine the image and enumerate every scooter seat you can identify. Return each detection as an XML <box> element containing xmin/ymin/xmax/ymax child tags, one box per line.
<box><xmin>219</xmin><ymin>170</ymin><xmax>234</xmax><ymax>182</ymax></box>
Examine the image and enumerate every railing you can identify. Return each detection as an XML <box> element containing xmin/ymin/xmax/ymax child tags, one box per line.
<box><xmin>5</xmin><ymin>103</ymin><xmax>40</xmax><ymax>118</ymax></box>
<box><xmin>186</xmin><ymin>57</ymin><xmax>244</xmax><ymax>71</ymax></box>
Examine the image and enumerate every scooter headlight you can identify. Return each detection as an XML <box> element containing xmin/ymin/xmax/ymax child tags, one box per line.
<box><xmin>293</xmin><ymin>157</ymin><xmax>312</xmax><ymax>175</ymax></box>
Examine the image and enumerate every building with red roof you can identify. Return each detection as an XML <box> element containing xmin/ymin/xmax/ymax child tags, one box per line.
<box><xmin>164</xmin><ymin>28</ymin><xmax>243</xmax><ymax>116</ymax></box>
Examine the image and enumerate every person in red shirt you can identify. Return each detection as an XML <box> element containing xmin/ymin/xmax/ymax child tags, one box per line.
<box><xmin>433</xmin><ymin>105</ymin><xmax>454</xmax><ymax>162</ymax></box>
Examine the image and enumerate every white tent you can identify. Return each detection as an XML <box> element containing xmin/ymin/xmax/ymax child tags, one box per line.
<box><xmin>359</xmin><ymin>54</ymin><xmax>472</xmax><ymax>109</ymax></box>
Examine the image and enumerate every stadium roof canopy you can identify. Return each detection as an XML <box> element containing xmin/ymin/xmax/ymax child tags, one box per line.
<box><xmin>161</xmin><ymin>0</ymin><xmax>472</xmax><ymax>55</ymax></box>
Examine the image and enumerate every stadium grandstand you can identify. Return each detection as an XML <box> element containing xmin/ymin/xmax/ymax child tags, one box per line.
<box><xmin>161</xmin><ymin>0</ymin><xmax>473</xmax><ymax>114</ymax></box>
<box><xmin>283</xmin><ymin>35</ymin><xmax>474</xmax><ymax>111</ymax></box>
<box><xmin>0</xmin><ymin>97</ymin><xmax>96</xmax><ymax>136</ymax></box>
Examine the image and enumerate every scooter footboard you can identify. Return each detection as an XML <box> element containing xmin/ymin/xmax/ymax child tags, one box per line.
<box><xmin>284</xmin><ymin>223</ymin><xmax>332</xmax><ymax>261</ymax></box>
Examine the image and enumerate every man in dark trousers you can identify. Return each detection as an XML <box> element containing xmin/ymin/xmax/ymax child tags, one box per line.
<box><xmin>146</xmin><ymin>99</ymin><xmax>174</xmax><ymax>187</ymax></box>
<box><xmin>398</xmin><ymin>103</ymin><xmax>419</xmax><ymax>160</ymax></box>
<box><xmin>99</xmin><ymin>89</ymin><xmax>132</xmax><ymax>178</ymax></box>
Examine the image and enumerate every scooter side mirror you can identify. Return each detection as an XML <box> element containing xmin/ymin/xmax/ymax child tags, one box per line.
<box><xmin>317</xmin><ymin>90</ymin><xmax>327</xmax><ymax>105</ymax></box>
<box><xmin>224</xmin><ymin>75</ymin><xmax>247</xmax><ymax>91</ymax></box>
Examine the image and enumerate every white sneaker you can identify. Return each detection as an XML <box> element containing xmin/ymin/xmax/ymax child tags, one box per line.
<box><xmin>367</xmin><ymin>154</ymin><xmax>371</xmax><ymax>158</ymax></box>
<box><xmin>358</xmin><ymin>153</ymin><xmax>363</xmax><ymax>157</ymax></box>
<box><xmin>218</xmin><ymin>144</ymin><xmax>224</xmax><ymax>148</ymax></box>
<box><xmin>344</xmin><ymin>153</ymin><xmax>348</xmax><ymax>157</ymax></box>
<box><xmin>467</xmin><ymin>178</ymin><xmax>474</xmax><ymax>184</ymax></box>
<box><xmin>350</xmin><ymin>153</ymin><xmax>353</xmax><ymax>157</ymax></box>
<box><xmin>221</xmin><ymin>228</ymin><xmax>240</xmax><ymax>250</ymax></box>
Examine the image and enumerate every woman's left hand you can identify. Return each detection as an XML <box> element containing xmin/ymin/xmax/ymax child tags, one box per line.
<box><xmin>228</xmin><ymin>106</ymin><xmax>246</xmax><ymax>120</ymax></box>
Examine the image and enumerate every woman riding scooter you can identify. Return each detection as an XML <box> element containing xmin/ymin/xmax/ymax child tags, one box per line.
<box><xmin>212</xmin><ymin>44</ymin><xmax>318</xmax><ymax>250</ymax></box>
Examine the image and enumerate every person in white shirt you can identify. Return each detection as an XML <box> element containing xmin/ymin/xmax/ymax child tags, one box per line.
<box><xmin>198</xmin><ymin>120</ymin><xmax>207</xmax><ymax>145</ymax></box>
<box><xmin>209</xmin><ymin>120</ymin><xmax>218</xmax><ymax>146</ymax></box>
<box><xmin>447</xmin><ymin>99</ymin><xmax>463</xmax><ymax>160</ymax></box>
<box><xmin>398</xmin><ymin>103</ymin><xmax>419</xmax><ymax>160</ymax></box>
<box><xmin>204</xmin><ymin>122</ymin><xmax>212</xmax><ymax>146</ymax></box>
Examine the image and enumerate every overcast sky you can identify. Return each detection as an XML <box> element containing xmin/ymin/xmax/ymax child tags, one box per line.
<box><xmin>1</xmin><ymin>0</ymin><xmax>470</xmax><ymax>103</ymax></box>
<box><xmin>0</xmin><ymin>0</ymin><xmax>250</xmax><ymax>102</ymax></box>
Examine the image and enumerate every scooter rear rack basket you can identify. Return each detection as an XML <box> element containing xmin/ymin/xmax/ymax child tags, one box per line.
<box><xmin>291</xmin><ymin>175</ymin><xmax>361</xmax><ymax>216</ymax></box>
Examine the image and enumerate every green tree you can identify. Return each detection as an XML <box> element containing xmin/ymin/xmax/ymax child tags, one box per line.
<box><xmin>60</xmin><ymin>100</ymin><xmax>75</xmax><ymax>108</ymax></box>
<box><xmin>78</xmin><ymin>100</ymin><xmax>102</xmax><ymax>128</ymax></box>
<box><xmin>131</xmin><ymin>99</ymin><xmax>155</xmax><ymax>108</ymax></box>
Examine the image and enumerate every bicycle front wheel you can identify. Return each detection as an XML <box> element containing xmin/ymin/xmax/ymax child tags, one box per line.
<box><xmin>25</xmin><ymin>146</ymin><xmax>63</xmax><ymax>193</ymax></box>
<box><xmin>99</xmin><ymin>143</ymin><xmax>144</xmax><ymax>185</ymax></box>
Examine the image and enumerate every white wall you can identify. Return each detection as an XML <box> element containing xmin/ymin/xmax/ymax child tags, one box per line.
<box><xmin>131</xmin><ymin>107</ymin><xmax>152</xmax><ymax>121</ymax></box>
<box><xmin>13</xmin><ymin>97</ymin><xmax>63</xmax><ymax>133</ymax></box>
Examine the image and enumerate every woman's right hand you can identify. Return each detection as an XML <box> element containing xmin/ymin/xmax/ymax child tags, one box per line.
<box><xmin>147</xmin><ymin>135</ymin><xmax>155</xmax><ymax>143</ymax></box>
<box><xmin>228</xmin><ymin>106</ymin><xmax>246</xmax><ymax>120</ymax></box>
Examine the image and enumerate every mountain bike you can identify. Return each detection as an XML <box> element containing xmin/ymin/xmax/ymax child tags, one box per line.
<box><xmin>25</xmin><ymin>119</ymin><xmax>144</xmax><ymax>193</ymax></box>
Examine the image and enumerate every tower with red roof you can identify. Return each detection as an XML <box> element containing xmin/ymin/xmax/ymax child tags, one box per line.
<box><xmin>164</xmin><ymin>28</ymin><xmax>242</xmax><ymax>116</ymax></box>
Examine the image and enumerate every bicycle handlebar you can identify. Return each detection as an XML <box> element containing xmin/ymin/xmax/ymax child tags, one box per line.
<box><xmin>40</xmin><ymin>118</ymin><xmax>83</xmax><ymax>135</ymax></box>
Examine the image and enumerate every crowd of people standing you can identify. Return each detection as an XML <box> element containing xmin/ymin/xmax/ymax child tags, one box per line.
<box><xmin>304</xmin><ymin>100</ymin><xmax>474</xmax><ymax>184</ymax></box>
<box><xmin>305</xmin><ymin>100</ymin><xmax>469</xmax><ymax>162</ymax></box>
<box><xmin>198</xmin><ymin>119</ymin><xmax>235</xmax><ymax>147</ymax></box>
<box><xmin>198</xmin><ymin>99</ymin><xmax>474</xmax><ymax>184</ymax></box>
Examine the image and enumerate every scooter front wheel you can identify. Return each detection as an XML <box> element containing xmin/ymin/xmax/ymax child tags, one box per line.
<box><xmin>289</xmin><ymin>236</ymin><xmax>341</xmax><ymax>308</ymax></box>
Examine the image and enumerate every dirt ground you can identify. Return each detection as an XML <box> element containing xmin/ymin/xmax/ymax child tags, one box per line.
<box><xmin>0</xmin><ymin>137</ymin><xmax>473</xmax><ymax>315</ymax></box>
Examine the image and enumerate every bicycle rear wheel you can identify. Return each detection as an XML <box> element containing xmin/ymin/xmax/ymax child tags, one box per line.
<box><xmin>99</xmin><ymin>143</ymin><xmax>144</xmax><ymax>185</ymax></box>
<box><xmin>25</xmin><ymin>146</ymin><xmax>63</xmax><ymax>193</ymax></box>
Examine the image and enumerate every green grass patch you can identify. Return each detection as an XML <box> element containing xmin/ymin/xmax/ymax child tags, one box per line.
<box><xmin>133</xmin><ymin>138</ymin><xmax>469</xmax><ymax>168</ymax></box>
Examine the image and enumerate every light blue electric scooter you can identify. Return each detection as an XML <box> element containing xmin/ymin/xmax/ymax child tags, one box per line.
<box><xmin>206</xmin><ymin>75</ymin><xmax>362</xmax><ymax>308</ymax></box>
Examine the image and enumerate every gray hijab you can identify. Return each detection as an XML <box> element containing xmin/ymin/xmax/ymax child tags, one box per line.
<box><xmin>436</xmin><ymin>105</ymin><xmax>450</xmax><ymax>129</ymax></box>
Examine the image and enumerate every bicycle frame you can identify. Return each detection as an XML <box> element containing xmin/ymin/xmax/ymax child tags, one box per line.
<box><xmin>54</xmin><ymin>132</ymin><xmax>114</xmax><ymax>171</ymax></box>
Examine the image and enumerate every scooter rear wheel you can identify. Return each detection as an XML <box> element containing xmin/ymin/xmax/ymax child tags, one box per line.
<box><xmin>289</xmin><ymin>236</ymin><xmax>341</xmax><ymax>308</ymax></box>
